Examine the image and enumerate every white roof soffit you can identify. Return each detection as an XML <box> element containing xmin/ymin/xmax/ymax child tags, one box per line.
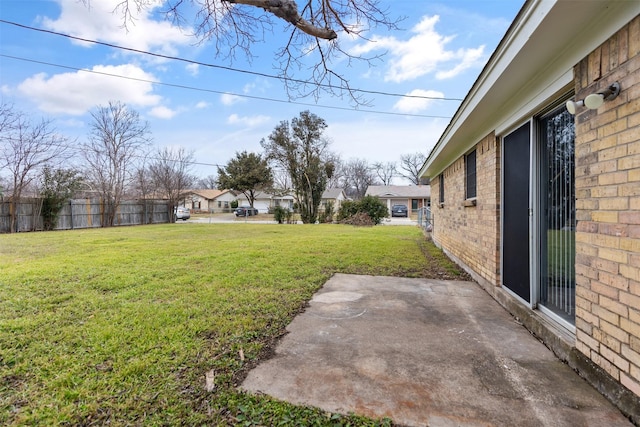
<box><xmin>422</xmin><ymin>0</ymin><xmax>640</xmax><ymax>178</ymax></box>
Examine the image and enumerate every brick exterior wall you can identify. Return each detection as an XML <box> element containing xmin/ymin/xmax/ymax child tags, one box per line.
<box><xmin>574</xmin><ymin>16</ymin><xmax>640</xmax><ymax>397</ymax></box>
<box><xmin>431</xmin><ymin>133</ymin><xmax>501</xmax><ymax>287</ymax></box>
<box><xmin>431</xmin><ymin>14</ymin><xmax>640</xmax><ymax>401</ymax></box>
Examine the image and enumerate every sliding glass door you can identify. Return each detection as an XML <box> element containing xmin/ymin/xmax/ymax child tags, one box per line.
<box><xmin>538</xmin><ymin>106</ymin><xmax>576</xmax><ymax>324</ymax></box>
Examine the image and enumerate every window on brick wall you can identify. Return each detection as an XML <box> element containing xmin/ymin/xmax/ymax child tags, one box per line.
<box><xmin>465</xmin><ymin>149</ymin><xmax>477</xmax><ymax>199</ymax></box>
<box><xmin>439</xmin><ymin>175</ymin><xmax>444</xmax><ymax>205</ymax></box>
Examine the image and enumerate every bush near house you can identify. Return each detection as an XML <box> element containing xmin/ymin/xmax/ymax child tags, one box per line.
<box><xmin>272</xmin><ymin>205</ymin><xmax>295</xmax><ymax>224</ymax></box>
<box><xmin>319</xmin><ymin>201</ymin><xmax>335</xmax><ymax>223</ymax></box>
<box><xmin>337</xmin><ymin>195</ymin><xmax>388</xmax><ymax>225</ymax></box>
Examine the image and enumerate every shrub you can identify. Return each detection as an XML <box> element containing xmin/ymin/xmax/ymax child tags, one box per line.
<box><xmin>358</xmin><ymin>195</ymin><xmax>388</xmax><ymax>224</ymax></box>
<box><xmin>337</xmin><ymin>196</ymin><xmax>388</xmax><ymax>225</ymax></box>
<box><xmin>318</xmin><ymin>201</ymin><xmax>335</xmax><ymax>223</ymax></box>
<box><xmin>273</xmin><ymin>206</ymin><xmax>287</xmax><ymax>224</ymax></box>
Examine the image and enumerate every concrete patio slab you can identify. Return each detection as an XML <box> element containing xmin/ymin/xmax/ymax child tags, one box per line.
<box><xmin>241</xmin><ymin>274</ymin><xmax>632</xmax><ymax>427</ymax></box>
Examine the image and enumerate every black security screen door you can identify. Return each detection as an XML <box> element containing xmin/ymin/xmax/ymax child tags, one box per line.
<box><xmin>503</xmin><ymin>123</ymin><xmax>531</xmax><ymax>303</ymax></box>
<box><xmin>539</xmin><ymin>107</ymin><xmax>576</xmax><ymax>323</ymax></box>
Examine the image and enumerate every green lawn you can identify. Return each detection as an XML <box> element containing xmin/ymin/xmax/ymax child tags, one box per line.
<box><xmin>0</xmin><ymin>224</ymin><xmax>464</xmax><ymax>426</ymax></box>
<box><xmin>546</xmin><ymin>229</ymin><xmax>575</xmax><ymax>281</ymax></box>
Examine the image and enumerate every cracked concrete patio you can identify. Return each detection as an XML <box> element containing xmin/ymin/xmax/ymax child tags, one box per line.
<box><xmin>242</xmin><ymin>274</ymin><xmax>633</xmax><ymax>427</ymax></box>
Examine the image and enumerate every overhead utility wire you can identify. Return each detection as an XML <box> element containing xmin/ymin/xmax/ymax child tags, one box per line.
<box><xmin>1</xmin><ymin>54</ymin><xmax>452</xmax><ymax>119</ymax></box>
<box><xmin>0</xmin><ymin>19</ymin><xmax>464</xmax><ymax>102</ymax></box>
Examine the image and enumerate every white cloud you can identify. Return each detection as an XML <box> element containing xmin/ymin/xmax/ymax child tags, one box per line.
<box><xmin>149</xmin><ymin>105</ymin><xmax>177</xmax><ymax>119</ymax></box>
<box><xmin>243</xmin><ymin>79</ymin><xmax>271</xmax><ymax>95</ymax></box>
<box><xmin>227</xmin><ymin>114</ymin><xmax>270</xmax><ymax>127</ymax></box>
<box><xmin>393</xmin><ymin>89</ymin><xmax>444</xmax><ymax>113</ymax></box>
<box><xmin>41</xmin><ymin>0</ymin><xmax>191</xmax><ymax>56</ymax></box>
<box><xmin>220</xmin><ymin>93</ymin><xmax>245</xmax><ymax>106</ymax></box>
<box><xmin>243</xmin><ymin>82</ymin><xmax>256</xmax><ymax>94</ymax></box>
<box><xmin>435</xmin><ymin>46</ymin><xmax>485</xmax><ymax>80</ymax></box>
<box><xmin>351</xmin><ymin>15</ymin><xmax>486</xmax><ymax>82</ymax></box>
<box><xmin>17</xmin><ymin>64</ymin><xmax>162</xmax><ymax>115</ymax></box>
<box><xmin>186</xmin><ymin>63</ymin><xmax>199</xmax><ymax>76</ymax></box>
<box><xmin>195</xmin><ymin>101</ymin><xmax>210</xmax><ymax>109</ymax></box>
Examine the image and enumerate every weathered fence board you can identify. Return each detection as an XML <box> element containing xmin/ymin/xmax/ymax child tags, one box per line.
<box><xmin>0</xmin><ymin>199</ymin><xmax>170</xmax><ymax>233</ymax></box>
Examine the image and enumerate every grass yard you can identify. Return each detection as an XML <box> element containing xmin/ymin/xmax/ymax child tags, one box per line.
<box><xmin>0</xmin><ymin>223</ymin><xmax>466</xmax><ymax>426</ymax></box>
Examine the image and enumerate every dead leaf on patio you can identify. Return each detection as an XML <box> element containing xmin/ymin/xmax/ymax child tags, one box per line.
<box><xmin>204</xmin><ymin>369</ymin><xmax>216</xmax><ymax>392</ymax></box>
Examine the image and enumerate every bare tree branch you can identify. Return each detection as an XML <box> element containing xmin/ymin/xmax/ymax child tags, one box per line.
<box><xmin>97</xmin><ymin>0</ymin><xmax>402</xmax><ymax>105</ymax></box>
<box><xmin>399</xmin><ymin>152</ymin><xmax>427</xmax><ymax>185</ymax></box>
<box><xmin>82</xmin><ymin>101</ymin><xmax>151</xmax><ymax>227</ymax></box>
<box><xmin>226</xmin><ymin>0</ymin><xmax>337</xmax><ymax>39</ymax></box>
<box><xmin>373</xmin><ymin>161</ymin><xmax>396</xmax><ymax>186</ymax></box>
<box><xmin>0</xmin><ymin>102</ymin><xmax>73</xmax><ymax>232</ymax></box>
<box><xmin>149</xmin><ymin>146</ymin><xmax>195</xmax><ymax>219</ymax></box>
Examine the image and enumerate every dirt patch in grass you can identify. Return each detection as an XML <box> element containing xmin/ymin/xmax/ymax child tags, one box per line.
<box><xmin>416</xmin><ymin>238</ymin><xmax>473</xmax><ymax>281</ymax></box>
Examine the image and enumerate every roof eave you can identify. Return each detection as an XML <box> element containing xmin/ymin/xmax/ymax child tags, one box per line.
<box><xmin>421</xmin><ymin>0</ymin><xmax>640</xmax><ymax>178</ymax></box>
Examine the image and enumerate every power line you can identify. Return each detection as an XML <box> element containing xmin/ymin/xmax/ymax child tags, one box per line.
<box><xmin>0</xmin><ymin>19</ymin><xmax>464</xmax><ymax>102</ymax></box>
<box><xmin>1</xmin><ymin>54</ymin><xmax>453</xmax><ymax>119</ymax></box>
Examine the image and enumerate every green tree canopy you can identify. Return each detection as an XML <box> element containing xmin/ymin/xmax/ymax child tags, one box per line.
<box><xmin>217</xmin><ymin>151</ymin><xmax>273</xmax><ymax>208</ymax></box>
<box><xmin>261</xmin><ymin>111</ymin><xmax>334</xmax><ymax>224</ymax></box>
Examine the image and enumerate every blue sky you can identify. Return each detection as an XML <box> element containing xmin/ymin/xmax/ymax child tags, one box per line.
<box><xmin>0</xmin><ymin>0</ymin><xmax>523</xmax><ymax>182</ymax></box>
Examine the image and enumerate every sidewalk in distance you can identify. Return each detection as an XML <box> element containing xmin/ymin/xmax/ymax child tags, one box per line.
<box><xmin>242</xmin><ymin>274</ymin><xmax>633</xmax><ymax>427</ymax></box>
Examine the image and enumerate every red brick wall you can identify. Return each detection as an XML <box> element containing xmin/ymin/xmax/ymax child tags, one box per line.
<box><xmin>574</xmin><ymin>15</ymin><xmax>640</xmax><ymax>397</ymax></box>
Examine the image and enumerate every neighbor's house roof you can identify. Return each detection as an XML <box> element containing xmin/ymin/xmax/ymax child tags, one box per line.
<box><xmin>366</xmin><ymin>185</ymin><xmax>430</xmax><ymax>199</ymax></box>
<box><xmin>420</xmin><ymin>0</ymin><xmax>640</xmax><ymax>179</ymax></box>
<box><xmin>186</xmin><ymin>189</ymin><xmax>225</xmax><ymax>200</ymax></box>
<box><xmin>238</xmin><ymin>191</ymin><xmax>295</xmax><ymax>200</ymax></box>
<box><xmin>322</xmin><ymin>188</ymin><xmax>346</xmax><ymax>199</ymax></box>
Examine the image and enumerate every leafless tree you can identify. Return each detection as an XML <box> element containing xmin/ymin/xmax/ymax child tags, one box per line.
<box><xmin>373</xmin><ymin>161</ymin><xmax>396</xmax><ymax>185</ymax></box>
<box><xmin>105</xmin><ymin>0</ymin><xmax>402</xmax><ymax>104</ymax></box>
<box><xmin>131</xmin><ymin>163</ymin><xmax>158</xmax><ymax>223</ymax></box>
<box><xmin>0</xmin><ymin>101</ymin><xmax>17</xmax><ymax>137</ymax></box>
<box><xmin>324</xmin><ymin>153</ymin><xmax>344</xmax><ymax>189</ymax></box>
<box><xmin>269</xmin><ymin>169</ymin><xmax>293</xmax><ymax>194</ymax></box>
<box><xmin>399</xmin><ymin>152</ymin><xmax>427</xmax><ymax>185</ymax></box>
<box><xmin>82</xmin><ymin>101</ymin><xmax>151</xmax><ymax>227</ymax></box>
<box><xmin>0</xmin><ymin>103</ymin><xmax>72</xmax><ymax>232</ymax></box>
<box><xmin>196</xmin><ymin>174</ymin><xmax>218</xmax><ymax>189</ymax></box>
<box><xmin>149</xmin><ymin>147</ymin><xmax>195</xmax><ymax>220</ymax></box>
<box><xmin>132</xmin><ymin>164</ymin><xmax>155</xmax><ymax>198</ymax></box>
<box><xmin>340</xmin><ymin>157</ymin><xmax>378</xmax><ymax>199</ymax></box>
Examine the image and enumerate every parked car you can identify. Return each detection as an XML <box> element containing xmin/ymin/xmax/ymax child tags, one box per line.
<box><xmin>174</xmin><ymin>206</ymin><xmax>190</xmax><ymax>221</ymax></box>
<box><xmin>391</xmin><ymin>204</ymin><xmax>408</xmax><ymax>217</ymax></box>
<box><xmin>235</xmin><ymin>206</ymin><xmax>259</xmax><ymax>217</ymax></box>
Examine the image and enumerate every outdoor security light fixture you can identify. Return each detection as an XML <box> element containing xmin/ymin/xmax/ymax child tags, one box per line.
<box><xmin>584</xmin><ymin>82</ymin><xmax>621</xmax><ymax>109</ymax></box>
<box><xmin>566</xmin><ymin>82</ymin><xmax>621</xmax><ymax>115</ymax></box>
<box><xmin>565</xmin><ymin>99</ymin><xmax>584</xmax><ymax>115</ymax></box>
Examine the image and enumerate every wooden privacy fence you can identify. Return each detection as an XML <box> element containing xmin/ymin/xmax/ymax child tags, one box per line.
<box><xmin>0</xmin><ymin>198</ymin><xmax>170</xmax><ymax>233</ymax></box>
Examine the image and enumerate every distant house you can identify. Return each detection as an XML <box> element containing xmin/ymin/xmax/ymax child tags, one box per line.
<box><xmin>182</xmin><ymin>189</ymin><xmax>236</xmax><ymax>212</ymax></box>
<box><xmin>236</xmin><ymin>191</ymin><xmax>295</xmax><ymax>213</ymax></box>
<box><xmin>321</xmin><ymin>188</ymin><xmax>347</xmax><ymax>213</ymax></box>
<box><xmin>365</xmin><ymin>185</ymin><xmax>430</xmax><ymax>215</ymax></box>
<box><xmin>212</xmin><ymin>190</ymin><xmax>238</xmax><ymax>212</ymax></box>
